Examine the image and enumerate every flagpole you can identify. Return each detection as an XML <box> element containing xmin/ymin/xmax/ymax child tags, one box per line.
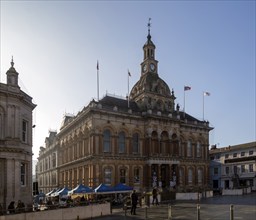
<box><xmin>183</xmin><ymin>88</ymin><xmax>186</xmax><ymax>117</ymax></box>
<box><xmin>203</xmin><ymin>91</ymin><xmax>210</xmax><ymax>121</ymax></box>
<box><xmin>203</xmin><ymin>92</ymin><xmax>205</xmax><ymax>121</ymax></box>
<box><xmin>97</xmin><ymin>61</ymin><xmax>99</xmax><ymax>101</ymax></box>
<box><xmin>128</xmin><ymin>70</ymin><xmax>131</xmax><ymax>108</ymax></box>
<box><xmin>183</xmin><ymin>86</ymin><xmax>191</xmax><ymax>117</ymax></box>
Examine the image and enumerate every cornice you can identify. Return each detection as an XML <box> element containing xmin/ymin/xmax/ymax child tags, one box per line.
<box><xmin>0</xmin><ymin>146</ymin><xmax>32</xmax><ymax>155</ymax></box>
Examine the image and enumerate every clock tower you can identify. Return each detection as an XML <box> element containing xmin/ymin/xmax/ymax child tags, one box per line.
<box><xmin>141</xmin><ymin>18</ymin><xmax>158</xmax><ymax>76</ymax></box>
<box><xmin>130</xmin><ymin>19</ymin><xmax>176</xmax><ymax>112</ymax></box>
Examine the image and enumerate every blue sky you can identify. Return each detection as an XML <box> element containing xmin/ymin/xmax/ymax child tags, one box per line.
<box><xmin>1</xmin><ymin>1</ymin><xmax>255</xmax><ymax>159</ymax></box>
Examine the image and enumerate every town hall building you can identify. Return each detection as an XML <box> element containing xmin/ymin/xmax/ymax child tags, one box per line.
<box><xmin>38</xmin><ymin>26</ymin><xmax>212</xmax><ymax>195</ymax></box>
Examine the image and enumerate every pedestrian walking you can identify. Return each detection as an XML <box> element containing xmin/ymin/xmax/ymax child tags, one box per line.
<box><xmin>152</xmin><ymin>187</ymin><xmax>159</xmax><ymax>205</ymax></box>
<box><xmin>131</xmin><ymin>190</ymin><xmax>138</xmax><ymax>215</ymax></box>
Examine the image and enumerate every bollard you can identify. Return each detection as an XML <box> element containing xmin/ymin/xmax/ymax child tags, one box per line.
<box><xmin>197</xmin><ymin>204</ymin><xmax>200</xmax><ymax>220</ymax></box>
<box><xmin>145</xmin><ymin>206</ymin><xmax>148</xmax><ymax>219</ymax></box>
<box><xmin>77</xmin><ymin>215</ymin><xmax>79</xmax><ymax>220</ymax></box>
<box><xmin>230</xmin><ymin>204</ymin><xmax>234</xmax><ymax>220</ymax></box>
<box><xmin>168</xmin><ymin>204</ymin><xmax>172</xmax><ymax>220</ymax></box>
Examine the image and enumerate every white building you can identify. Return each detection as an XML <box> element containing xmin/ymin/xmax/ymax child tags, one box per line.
<box><xmin>210</xmin><ymin>141</ymin><xmax>256</xmax><ymax>192</ymax></box>
<box><xmin>0</xmin><ymin>58</ymin><xmax>36</xmax><ymax>210</ymax></box>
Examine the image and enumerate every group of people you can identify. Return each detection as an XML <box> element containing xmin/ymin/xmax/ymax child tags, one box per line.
<box><xmin>8</xmin><ymin>200</ymin><xmax>25</xmax><ymax>214</ymax></box>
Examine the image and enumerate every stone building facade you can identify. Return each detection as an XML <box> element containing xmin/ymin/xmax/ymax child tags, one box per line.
<box><xmin>0</xmin><ymin>59</ymin><xmax>36</xmax><ymax>210</ymax></box>
<box><xmin>37</xmin><ymin>131</ymin><xmax>58</xmax><ymax>193</ymax></box>
<box><xmin>38</xmin><ymin>29</ymin><xmax>212</xmax><ymax>194</ymax></box>
<box><xmin>210</xmin><ymin>141</ymin><xmax>256</xmax><ymax>191</ymax></box>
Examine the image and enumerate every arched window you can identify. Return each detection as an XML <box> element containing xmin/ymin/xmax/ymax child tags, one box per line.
<box><xmin>152</xmin><ymin>131</ymin><xmax>158</xmax><ymax>155</ymax></box>
<box><xmin>187</xmin><ymin>141</ymin><xmax>192</xmax><ymax>157</ymax></box>
<box><xmin>134</xmin><ymin>167</ymin><xmax>140</xmax><ymax>183</ymax></box>
<box><xmin>160</xmin><ymin>132</ymin><xmax>168</xmax><ymax>155</ymax></box>
<box><xmin>104</xmin><ymin>168</ymin><xmax>112</xmax><ymax>185</ymax></box>
<box><xmin>198</xmin><ymin>168</ymin><xmax>203</xmax><ymax>184</ymax></box>
<box><xmin>120</xmin><ymin>168</ymin><xmax>126</xmax><ymax>184</ymax></box>
<box><xmin>196</xmin><ymin>142</ymin><xmax>201</xmax><ymax>157</ymax></box>
<box><xmin>188</xmin><ymin>168</ymin><xmax>193</xmax><ymax>184</ymax></box>
<box><xmin>179</xmin><ymin>167</ymin><xmax>184</xmax><ymax>185</ymax></box>
<box><xmin>118</xmin><ymin>131</ymin><xmax>125</xmax><ymax>153</ymax></box>
<box><xmin>132</xmin><ymin>133</ymin><xmax>139</xmax><ymax>153</ymax></box>
<box><xmin>103</xmin><ymin>129</ymin><xmax>111</xmax><ymax>152</ymax></box>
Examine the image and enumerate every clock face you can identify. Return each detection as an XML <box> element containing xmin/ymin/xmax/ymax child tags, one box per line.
<box><xmin>143</xmin><ymin>64</ymin><xmax>147</xmax><ymax>72</ymax></box>
<box><xmin>150</xmin><ymin>63</ymin><xmax>155</xmax><ymax>71</ymax></box>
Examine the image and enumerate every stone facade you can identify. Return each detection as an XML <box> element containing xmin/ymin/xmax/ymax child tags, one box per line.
<box><xmin>38</xmin><ymin>29</ymin><xmax>212</xmax><ymax>194</ymax></box>
<box><xmin>0</xmin><ymin>59</ymin><xmax>36</xmax><ymax>210</ymax></box>
<box><xmin>210</xmin><ymin>141</ymin><xmax>256</xmax><ymax>191</ymax></box>
<box><xmin>37</xmin><ymin>131</ymin><xmax>58</xmax><ymax>193</ymax></box>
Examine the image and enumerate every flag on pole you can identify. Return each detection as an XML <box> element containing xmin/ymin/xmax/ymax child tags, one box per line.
<box><xmin>128</xmin><ymin>70</ymin><xmax>131</xmax><ymax>77</ymax></box>
<box><xmin>97</xmin><ymin>60</ymin><xmax>99</xmax><ymax>70</ymax></box>
<box><xmin>204</xmin><ymin>92</ymin><xmax>210</xmax><ymax>96</ymax></box>
<box><xmin>184</xmin><ymin>86</ymin><xmax>191</xmax><ymax>91</ymax></box>
<box><xmin>183</xmin><ymin>86</ymin><xmax>191</xmax><ymax>116</ymax></box>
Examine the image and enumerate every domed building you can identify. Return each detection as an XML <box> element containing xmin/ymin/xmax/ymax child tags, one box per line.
<box><xmin>38</xmin><ymin>27</ymin><xmax>212</xmax><ymax>196</ymax></box>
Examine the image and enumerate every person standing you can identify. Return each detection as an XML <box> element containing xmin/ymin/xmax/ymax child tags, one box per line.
<box><xmin>152</xmin><ymin>188</ymin><xmax>159</xmax><ymax>205</ymax></box>
<box><xmin>131</xmin><ymin>190</ymin><xmax>138</xmax><ymax>215</ymax></box>
<box><xmin>8</xmin><ymin>201</ymin><xmax>15</xmax><ymax>214</ymax></box>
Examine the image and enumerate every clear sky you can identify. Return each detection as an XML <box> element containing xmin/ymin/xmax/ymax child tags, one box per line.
<box><xmin>1</xmin><ymin>0</ymin><xmax>255</xmax><ymax>160</ymax></box>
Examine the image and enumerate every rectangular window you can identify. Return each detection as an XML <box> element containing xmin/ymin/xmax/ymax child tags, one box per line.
<box><xmin>22</xmin><ymin>120</ymin><xmax>28</xmax><ymax>143</ymax></box>
<box><xmin>214</xmin><ymin>167</ymin><xmax>218</xmax><ymax>175</ymax></box>
<box><xmin>241</xmin><ymin>165</ymin><xmax>245</xmax><ymax>173</ymax></box>
<box><xmin>225</xmin><ymin>166</ymin><xmax>229</xmax><ymax>175</ymax></box>
<box><xmin>225</xmin><ymin>154</ymin><xmax>229</xmax><ymax>159</ymax></box>
<box><xmin>249</xmin><ymin>164</ymin><xmax>253</xmax><ymax>172</ymax></box>
<box><xmin>249</xmin><ymin>150</ymin><xmax>253</xmax><ymax>155</ymax></box>
<box><xmin>241</xmin><ymin>152</ymin><xmax>245</xmax><ymax>157</ymax></box>
<box><xmin>21</xmin><ymin>163</ymin><xmax>26</xmax><ymax>186</ymax></box>
<box><xmin>234</xmin><ymin>166</ymin><xmax>238</xmax><ymax>174</ymax></box>
<box><xmin>233</xmin><ymin>153</ymin><xmax>237</xmax><ymax>158</ymax></box>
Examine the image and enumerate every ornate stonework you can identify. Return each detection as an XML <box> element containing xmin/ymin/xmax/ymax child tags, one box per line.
<box><xmin>0</xmin><ymin>59</ymin><xmax>36</xmax><ymax>210</ymax></box>
<box><xmin>38</xmin><ymin>30</ymin><xmax>212</xmax><ymax>195</ymax></box>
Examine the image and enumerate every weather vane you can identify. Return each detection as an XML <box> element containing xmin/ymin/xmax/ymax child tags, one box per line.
<box><xmin>148</xmin><ymin>18</ymin><xmax>151</xmax><ymax>35</ymax></box>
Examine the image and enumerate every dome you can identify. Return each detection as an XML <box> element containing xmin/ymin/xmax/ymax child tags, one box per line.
<box><xmin>130</xmin><ymin>73</ymin><xmax>175</xmax><ymax>112</ymax></box>
<box><xmin>130</xmin><ymin>73</ymin><xmax>171</xmax><ymax>99</ymax></box>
